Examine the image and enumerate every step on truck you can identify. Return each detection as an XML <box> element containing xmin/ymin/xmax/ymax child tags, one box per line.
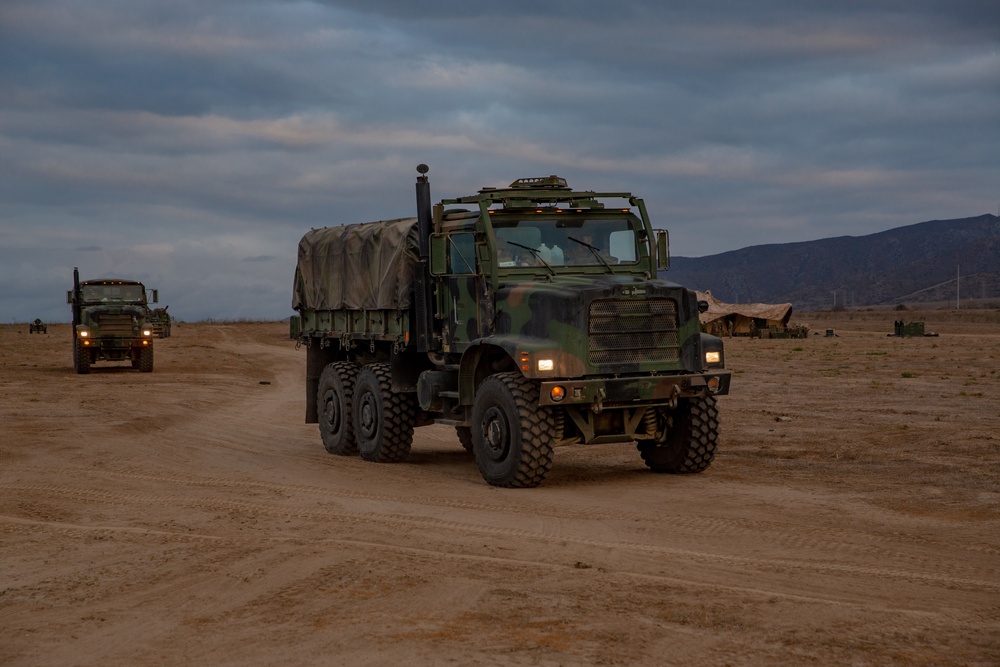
<box><xmin>68</xmin><ymin>267</ymin><xmax>158</xmax><ymax>374</ymax></box>
<box><xmin>292</xmin><ymin>166</ymin><xmax>731</xmax><ymax>487</ymax></box>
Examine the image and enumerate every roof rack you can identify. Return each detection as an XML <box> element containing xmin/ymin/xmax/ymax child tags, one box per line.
<box><xmin>442</xmin><ymin>176</ymin><xmax>636</xmax><ymax>211</ymax></box>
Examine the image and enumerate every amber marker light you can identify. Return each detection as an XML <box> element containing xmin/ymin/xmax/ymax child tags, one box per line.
<box><xmin>520</xmin><ymin>352</ymin><xmax>529</xmax><ymax>372</ymax></box>
<box><xmin>550</xmin><ymin>385</ymin><xmax>566</xmax><ymax>402</ymax></box>
<box><xmin>708</xmin><ymin>376</ymin><xmax>720</xmax><ymax>391</ymax></box>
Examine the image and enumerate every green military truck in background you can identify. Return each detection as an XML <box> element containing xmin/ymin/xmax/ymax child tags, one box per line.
<box><xmin>68</xmin><ymin>267</ymin><xmax>158</xmax><ymax>374</ymax></box>
<box><xmin>148</xmin><ymin>306</ymin><xmax>172</xmax><ymax>338</ymax></box>
<box><xmin>292</xmin><ymin>166</ymin><xmax>731</xmax><ymax>487</ymax></box>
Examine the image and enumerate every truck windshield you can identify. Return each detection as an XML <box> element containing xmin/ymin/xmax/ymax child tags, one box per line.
<box><xmin>82</xmin><ymin>285</ymin><xmax>145</xmax><ymax>303</ymax></box>
<box><xmin>492</xmin><ymin>217</ymin><xmax>639</xmax><ymax>268</ymax></box>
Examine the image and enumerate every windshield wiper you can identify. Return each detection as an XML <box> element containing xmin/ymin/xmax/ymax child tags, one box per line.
<box><xmin>567</xmin><ymin>236</ymin><xmax>615</xmax><ymax>273</ymax></box>
<box><xmin>506</xmin><ymin>241</ymin><xmax>555</xmax><ymax>275</ymax></box>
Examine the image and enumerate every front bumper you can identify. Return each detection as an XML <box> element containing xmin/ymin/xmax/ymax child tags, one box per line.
<box><xmin>538</xmin><ymin>371</ymin><xmax>731</xmax><ymax>407</ymax></box>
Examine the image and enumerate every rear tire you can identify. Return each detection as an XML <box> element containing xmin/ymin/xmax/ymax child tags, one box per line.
<box><xmin>318</xmin><ymin>361</ymin><xmax>359</xmax><ymax>456</ymax></box>
<box><xmin>353</xmin><ymin>363</ymin><xmax>416</xmax><ymax>463</ymax></box>
<box><xmin>471</xmin><ymin>372</ymin><xmax>554</xmax><ymax>488</ymax></box>
<box><xmin>637</xmin><ymin>396</ymin><xmax>719</xmax><ymax>473</ymax></box>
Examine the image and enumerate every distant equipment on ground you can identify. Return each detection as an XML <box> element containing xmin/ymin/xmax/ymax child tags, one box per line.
<box><xmin>889</xmin><ymin>320</ymin><xmax>939</xmax><ymax>337</ymax></box>
<box><xmin>29</xmin><ymin>319</ymin><xmax>47</xmax><ymax>334</ymax></box>
<box><xmin>751</xmin><ymin>323</ymin><xmax>809</xmax><ymax>339</ymax></box>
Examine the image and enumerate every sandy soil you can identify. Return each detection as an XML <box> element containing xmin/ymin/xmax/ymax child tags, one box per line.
<box><xmin>2</xmin><ymin>310</ymin><xmax>998</xmax><ymax>666</ymax></box>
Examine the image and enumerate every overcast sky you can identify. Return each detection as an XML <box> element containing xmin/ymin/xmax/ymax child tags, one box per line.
<box><xmin>2</xmin><ymin>1</ymin><xmax>998</xmax><ymax>322</ymax></box>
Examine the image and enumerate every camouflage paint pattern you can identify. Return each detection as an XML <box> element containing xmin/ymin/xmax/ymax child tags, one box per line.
<box><xmin>295</xmin><ymin>175</ymin><xmax>730</xmax><ymax>427</ymax></box>
<box><xmin>71</xmin><ymin>277</ymin><xmax>156</xmax><ymax>362</ymax></box>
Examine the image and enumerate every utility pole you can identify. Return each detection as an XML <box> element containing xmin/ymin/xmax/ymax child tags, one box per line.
<box><xmin>956</xmin><ymin>264</ymin><xmax>960</xmax><ymax>310</ymax></box>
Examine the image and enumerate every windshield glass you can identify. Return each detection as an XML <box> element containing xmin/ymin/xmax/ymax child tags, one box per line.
<box><xmin>492</xmin><ymin>216</ymin><xmax>640</xmax><ymax>268</ymax></box>
<box><xmin>82</xmin><ymin>284</ymin><xmax>145</xmax><ymax>303</ymax></box>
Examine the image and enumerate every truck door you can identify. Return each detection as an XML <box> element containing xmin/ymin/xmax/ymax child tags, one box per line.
<box><xmin>439</xmin><ymin>232</ymin><xmax>490</xmax><ymax>351</ymax></box>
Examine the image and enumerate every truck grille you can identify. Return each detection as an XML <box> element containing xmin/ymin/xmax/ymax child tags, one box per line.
<box><xmin>94</xmin><ymin>313</ymin><xmax>135</xmax><ymax>336</ymax></box>
<box><xmin>589</xmin><ymin>299</ymin><xmax>680</xmax><ymax>367</ymax></box>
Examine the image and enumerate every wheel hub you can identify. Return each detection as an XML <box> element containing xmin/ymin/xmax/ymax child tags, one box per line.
<box><xmin>481</xmin><ymin>407</ymin><xmax>509</xmax><ymax>461</ymax></box>
<box><xmin>323</xmin><ymin>393</ymin><xmax>340</xmax><ymax>431</ymax></box>
<box><xmin>359</xmin><ymin>394</ymin><xmax>377</xmax><ymax>438</ymax></box>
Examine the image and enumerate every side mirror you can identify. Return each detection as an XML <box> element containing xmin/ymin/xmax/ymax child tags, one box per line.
<box><xmin>66</xmin><ymin>290</ymin><xmax>74</xmax><ymax>304</ymax></box>
<box><xmin>698</xmin><ymin>299</ymin><xmax>709</xmax><ymax>314</ymax></box>
<box><xmin>151</xmin><ymin>289</ymin><xmax>159</xmax><ymax>304</ymax></box>
<box><xmin>656</xmin><ymin>230</ymin><xmax>669</xmax><ymax>270</ymax></box>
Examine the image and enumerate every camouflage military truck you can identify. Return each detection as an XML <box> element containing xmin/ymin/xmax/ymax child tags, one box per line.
<box><xmin>148</xmin><ymin>306</ymin><xmax>172</xmax><ymax>337</ymax></box>
<box><xmin>292</xmin><ymin>166</ymin><xmax>731</xmax><ymax>487</ymax></box>
<box><xmin>68</xmin><ymin>267</ymin><xmax>158</xmax><ymax>374</ymax></box>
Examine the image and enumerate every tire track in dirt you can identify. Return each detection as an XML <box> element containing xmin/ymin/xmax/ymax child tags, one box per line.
<box><xmin>3</xmin><ymin>482</ymin><xmax>995</xmax><ymax>594</ymax></box>
<box><xmin>33</xmin><ymin>461</ymin><xmax>996</xmax><ymax>579</ymax></box>
<box><xmin>1</xmin><ymin>514</ymin><xmax>224</xmax><ymax>542</ymax></box>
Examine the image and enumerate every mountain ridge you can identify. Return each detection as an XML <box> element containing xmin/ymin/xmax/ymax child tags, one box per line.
<box><xmin>662</xmin><ymin>214</ymin><xmax>1000</xmax><ymax>309</ymax></box>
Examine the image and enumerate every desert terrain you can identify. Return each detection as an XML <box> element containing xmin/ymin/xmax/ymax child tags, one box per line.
<box><xmin>2</xmin><ymin>310</ymin><xmax>998</xmax><ymax>666</ymax></box>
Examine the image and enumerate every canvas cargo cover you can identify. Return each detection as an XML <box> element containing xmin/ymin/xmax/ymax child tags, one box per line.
<box><xmin>292</xmin><ymin>217</ymin><xmax>419</xmax><ymax>311</ymax></box>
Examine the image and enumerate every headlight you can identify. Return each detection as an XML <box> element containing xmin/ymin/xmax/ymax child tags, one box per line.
<box><xmin>142</xmin><ymin>329</ymin><xmax>152</xmax><ymax>336</ymax></box>
<box><xmin>78</xmin><ymin>330</ymin><xmax>89</xmax><ymax>338</ymax></box>
<box><xmin>537</xmin><ymin>359</ymin><xmax>554</xmax><ymax>372</ymax></box>
<box><xmin>705</xmin><ymin>351</ymin><xmax>721</xmax><ymax>364</ymax></box>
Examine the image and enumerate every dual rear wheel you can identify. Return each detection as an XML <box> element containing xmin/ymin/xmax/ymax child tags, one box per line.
<box><xmin>317</xmin><ymin>362</ymin><xmax>415</xmax><ymax>462</ymax></box>
<box><xmin>317</xmin><ymin>364</ymin><xmax>557</xmax><ymax>488</ymax></box>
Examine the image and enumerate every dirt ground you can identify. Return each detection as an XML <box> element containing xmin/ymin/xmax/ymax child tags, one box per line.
<box><xmin>2</xmin><ymin>310</ymin><xmax>998</xmax><ymax>666</ymax></box>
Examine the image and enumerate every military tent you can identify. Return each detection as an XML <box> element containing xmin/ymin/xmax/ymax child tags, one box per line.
<box><xmin>697</xmin><ymin>291</ymin><xmax>794</xmax><ymax>337</ymax></box>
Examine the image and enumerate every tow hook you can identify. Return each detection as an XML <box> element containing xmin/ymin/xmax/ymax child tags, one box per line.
<box><xmin>667</xmin><ymin>384</ymin><xmax>680</xmax><ymax>410</ymax></box>
<box><xmin>592</xmin><ymin>387</ymin><xmax>606</xmax><ymax>414</ymax></box>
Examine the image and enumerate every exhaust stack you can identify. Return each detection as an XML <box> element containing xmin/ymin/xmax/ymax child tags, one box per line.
<box><xmin>413</xmin><ymin>164</ymin><xmax>434</xmax><ymax>352</ymax></box>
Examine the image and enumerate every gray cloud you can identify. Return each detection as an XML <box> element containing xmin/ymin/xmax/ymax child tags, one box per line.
<box><xmin>1</xmin><ymin>0</ymin><xmax>997</xmax><ymax>322</ymax></box>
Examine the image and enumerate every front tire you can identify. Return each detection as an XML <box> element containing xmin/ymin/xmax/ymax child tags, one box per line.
<box><xmin>637</xmin><ymin>396</ymin><xmax>719</xmax><ymax>473</ymax></box>
<box><xmin>138</xmin><ymin>346</ymin><xmax>154</xmax><ymax>373</ymax></box>
<box><xmin>471</xmin><ymin>372</ymin><xmax>555</xmax><ymax>488</ymax></box>
<box><xmin>456</xmin><ymin>426</ymin><xmax>474</xmax><ymax>453</ymax></box>
<box><xmin>74</xmin><ymin>339</ymin><xmax>91</xmax><ymax>375</ymax></box>
<box><xmin>353</xmin><ymin>363</ymin><xmax>416</xmax><ymax>463</ymax></box>
<box><xmin>318</xmin><ymin>361</ymin><xmax>359</xmax><ymax>456</ymax></box>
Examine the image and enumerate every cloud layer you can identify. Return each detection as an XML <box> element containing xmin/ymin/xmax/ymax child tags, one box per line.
<box><xmin>2</xmin><ymin>1</ymin><xmax>998</xmax><ymax>321</ymax></box>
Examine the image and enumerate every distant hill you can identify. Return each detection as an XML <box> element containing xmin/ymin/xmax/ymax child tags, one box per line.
<box><xmin>661</xmin><ymin>214</ymin><xmax>1000</xmax><ymax>310</ymax></box>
